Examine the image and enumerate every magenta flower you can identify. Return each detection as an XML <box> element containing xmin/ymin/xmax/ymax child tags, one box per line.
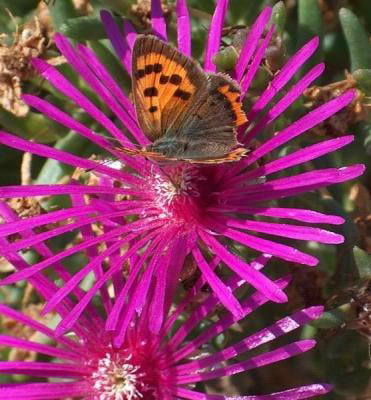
<box><xmin>0</xmin><ymin>249</ymin><xmax>329</xmax><ymax>399</ymax></box>
<box><xmin>0</xmin><ymin>0</ymin><xmax>364</xmax><ymax>323</ymax></box>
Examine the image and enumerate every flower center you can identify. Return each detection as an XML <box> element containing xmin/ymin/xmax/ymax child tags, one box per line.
<box><xmin>92</xmin><ymin>353</ymin><xmax>150</xmax><ymax>400</ymax></box>
<box><xmin>151</xmin><ymin>165</ymin><xmax>205</xmax><ymax>220</ymax></box>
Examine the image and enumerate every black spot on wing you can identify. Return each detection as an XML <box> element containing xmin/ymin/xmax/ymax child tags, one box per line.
<box><xmin>145</xmin><ymin>64</ymin><xmax>153</xmax><ymax>74</ymax></box>
<box><xmin>153</xmin><ymin>63</ymin><xmax>163</xmax><ymax>73</ymax></box>
<box><xmin>144</xmin><ymin>87</ymin><xmax>158</xmax><ymax>97</ymax></box>
<box><xmin>169</xmin><ymin>74</ymin><xmax>182</xmax><ymax>85</ymax></box>
<box><xmin>173</xmin><ymin>89</ymin><xmax>191</xmax><ymax>100</ymax></box>
<box><xmin>160</xmin><ymin>75</ymin><xmax>169</xmax><ymax>84</ymax></box>
<box><xmin>149</xmin><ymin>106</ymin><xmax>158</xmax><ymax>113</ymax></box>
<box><xmin>136</xmin><ymin>69</ymin><xmax>145</xmax><ymax>79</ymax></box>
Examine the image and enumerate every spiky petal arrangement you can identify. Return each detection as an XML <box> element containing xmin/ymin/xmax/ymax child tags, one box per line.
<box><xmin>0</xmin><ymin>247</ymin><xmax>330</xmax><ymax>399</ymax></box>
<box><xmin>0</xmin><ymin>0</ymin><xmax>364</xmax><ymax>323</ymax></box>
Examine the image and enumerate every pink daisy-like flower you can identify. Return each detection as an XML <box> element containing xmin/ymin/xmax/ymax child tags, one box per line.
<box><xmin>0</xmin><ymin>228</ymin><xmax>329</xmax><ymax>400</ymax></box>
<box><xmin>0</xmin><ymin>0</ymin><xmax>364</xmax><ymax>325</ymax></box>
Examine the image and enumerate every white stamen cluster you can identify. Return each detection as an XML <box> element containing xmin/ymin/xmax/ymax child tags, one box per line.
<box><xmin>152</xmin><ymin>166</ymin><xmax>205</xmax><ymax>218</ymax></box>
<box><xmin>92</xmin><ymin>353</ymin><xmax>146</xmax><ymax>400</ymax></box>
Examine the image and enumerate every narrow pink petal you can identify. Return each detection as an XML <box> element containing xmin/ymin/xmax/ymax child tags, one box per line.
<box><xmin>226</xmin><ymin>166</ymin><xmax>360</xmax><ymax>197</ymax></box>
<box><xmin>163</xmin><ymin>236</ymin><xmax>187</xmax><ymax>317</ymax></box>
<box><xmin>41</xmin><ymin>235</ymin><xmax>131</xmax><ymax>316</ymax></box>
<box><xmin>199</xmin><ymin>229</ymin><xmax>289</xmax><ymax>301</ymax></box>
<box><xmin>76</xmin><ymin>44</ymin><xmax>140</xmax><ymax>133</ymax></box>
<box><xmin>54</xmin><ymin>34</ymin><xmax>145</xmax><ymax>146</ymax></box>
<box><xmin>100</xmin><ymin>10</ymin><xmax>125</xmax><ymax>59</ymax></box>
<box><xmin>0</xmin><ymin>335</ymin><xmax>80</xmax><ymax>361</ymax></box>
<box><xmin>0</xmin><ymin>362</ymin><xmax>86</xmax><ymax>378</ymax></box>
<box><xmin>0</xmin><ymin>184</ymin><xmax>139</xmax><ymax>198</ymax></box>
<box><xmin>100</xmin><ymin>9</ymin><xmax>132</xmax><ymax>74</ymax></box>
<box><xmin>151</xmin><ymin>0</ymin><xmax>167</xmax><ymax>40</ymax></box>
<box><xmin>176</xmin><ymin>340</ymin><xmax>316</xmax><ymax>383</ymax></box>
<box><xmin>176</xmin><ymin>0</ymin><xmax>191</xmax><ymax>55</ymax></box>
<box><xmin>0</xmin><ymin>218</ymin><xmax>160</xmax><ymax>285</ymax></box>
<box><xmin>192</xmin><ymin>247</ymin><xmax>244</xmax><ymax>318</ymax></box>
<box><xmin>70</xmin><ymin>191</ymin><xmax>112</xmax><ymax>313</ymax></box>
<box><xmin>55</xmin><ymin>228</ymin><xmax>162</xmax><ymax>336</ymax></box>
<box><xmin>227</xmin><ymin>165</ymin><xmax>365</xmax><ymax>205</ymax></box>
<box><xmin>113</xmin><ymin>231</ymin><xmax>176</xmax><ymax>345</ymax></box>
<box><xmin>106</xmin><ymin>232</ymin><xmax>165</xmax><ymax>331</ymax></box>
<box><xmin>224</xmin><ymin>218</ymin><xmax>343</xmax><ymax>244</ymax></box>
<box><xmin>167</xmin><ymin>271</ymin><xmax>256</xmax><ymax>349</ymax></box>
<box><xmin>123</xmin><ymin>20</ymin><xmax>137</xmax><ymax>50</ymax></box>
<box><xmin>208</xmin><ymin>205</ymin><xmax>344</xmax><ymax>225</ymax></box>
<box><xmin>243</xmin><ymin>63</ymin><xmax>325</xmax><ymax>142</ymax></box>
<box><xmin>210</xmin><ymin>222</ymin><xmax>318</xmax><ymax>266</ymax></box>
<box><xmin>0</xmin><ymin>237</ymin><xmax>71</xmax><ymax>321</ymax></box>
<box><xmin>232</xmin><ymin>135</ymin><xmax>354</xmax><ymax>186</ymax></box>
<box><xmin>234</xmin><ymin>7</ymin><xmax>272</xmax><ymax>80</ymax></box>
<box><xmin>204</xmin><ymin>0</ymin><xmax>229</xmax><ymax>72</ymax></box>
<box><xmin>148</xmin><ymin>254</ymin><xmax>171</xmax><ymax>333</ymax></box>
<box><xmin>0</xmin><ymin>305</ymin><xmax>81</xmax><ymax>351</ymax></box>
<box><xmin>0</xmin><ymin>131</ymin><xmax>132</xmax><ymax>182</ymax></box>
<box><xmin>1</xmin><ymin>206</ymin><xmax>96</xmax><ymax>317</ymax></box>
<box><xmin>170</xmin><ymin>276</ymin><xmax>290</xmax><ymax>359</ymax></box>
<box><xmin>163</xmin><ymin>256</ymin><xmax>235</xmax><ymax>344</ymax></box>
<box><xmin>175</xmin><ymin>306</ymin><xmax>323</xmax><ymax>373</ymax></box>
<box><xmin>1</xmin><ymin>209</ymin><xmax>146</xmax><ymax>254</ymax></box>
<box><xmin>0</xmin><ymin>205</ymin><xmax>95</xmax><ymax>236</ymax></box>
<box><xmin>245</xmin><ymin>90</ymin><xmax>356</xmax><ymax>166</ymax></box>
<box><xmin>0</xmin><ymin>382</ymin><xmax>92</xmax><ymax>400</ymax></box>
<box><xmin>31</xmin><ymin>58</ymin><xmax>132</xmax><ymax>146</ymax></box>
<box><xmin>115</xmin><ymin>18</ymin><xmax>137</xmax><ymax>75</ymax></box>
<box><xmin>148</xmin><ymin>232</ymin><xmax>186</xmax><ymax>333</ymax></box>
<box><xmin>0</xmin><ymin>203</ymin><xmax>103</xmax><ymax>334</ymax></box>
<box><xmin>247</xmin><ymin>37</ymin><xmax>319</xmax><ymax>122</ymax></box>
<box><xmin>174</xmin><ymin>384</ymin><xmax>331</xmax><ymax>399</ymax></box>
<box><xmin>241</xmin><ymin>25</ymin><xmax>275</xmax><ymax>95</ymax></box>
<box><xmin>22</xmin><ymin>94</ymin><xmax>142</xmax><ymax>171</ymax></box>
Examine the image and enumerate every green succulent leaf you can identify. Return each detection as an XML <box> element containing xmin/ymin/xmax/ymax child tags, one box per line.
<box><xmin>339</xmin><ymin>8</ymin><xmax>371</xmax><ymax>71</ymax></box>
<box><xmin>271</xmin><ymin>1</ymin><xmax>286</xmax><ymax>35</ymax></box>
<box><xmin>49</xmin><ymin>0</ymin><xmax>79</xmax><ymax>31</ymax></box>
<box><xmin>353</xmin><ymin>246</ymin><xmax>371</xmax><ymax>279</ymax></box>
<box><xmin>60</xmin><ymin>16</ymin><xmax>123</xmax><ymax>41</ymax></box>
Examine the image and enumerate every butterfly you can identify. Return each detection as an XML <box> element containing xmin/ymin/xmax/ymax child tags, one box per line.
<box><xmin>119</xmin><ymin>34</ymin><xmax>248</xmax><ymax>164</ymax></box>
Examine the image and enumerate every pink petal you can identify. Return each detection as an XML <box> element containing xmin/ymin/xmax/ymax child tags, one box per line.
<box><xmin>176</xmin><ymin>0</ymin><xmax>191</xmax><ymax>55</ymax></box>
<box><xmin>234</xmin><ymin>7</ymin><xmax>272</xmax><ymax>80</ymax></box>
<box><xmin>245</xmin><ymin>90</ymin><xmax>356</xmax><ymax>166</ymax></box>
<box><xmin>204</xmin><ymin>0</ymin><xmax>229</xmax><ymax>72</ymax></box>
<box><xmin>198</xmin><ymin>229</ymin><xmax>288</xmax><ymax>302</ymax></box>
<box><xmin>241</xmin><ymin>25</ymin><xmax>275</xmax><ymax>95</ymax></box>
<box><xmin>247</xmin><ymin>37</ymin><xmax>319</xmax><ymax>122</ymax></box>
<box><xmin>151</xmin><ymin>0</ymin><xmax>167</xmax><ymax>40</ymax></box>
<box><xmin>0</xmin><ymin>382</ymin><xmax>92</xmax><ymax>400</ymax></box>
<box><xmin>192</xmin><ymin>246</ymin><xmax>244</xmax><ymax>318</ymax></box>
<box><xmin>176</xmin><ymin>340</ymin><xmax>316</xmax><ymax>383</ymax></box>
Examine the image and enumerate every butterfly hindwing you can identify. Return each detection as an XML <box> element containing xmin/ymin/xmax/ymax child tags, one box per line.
<box><xmin>154</xmin><ymin>73</ymin><xmax>248</xmax><ymax>160</ymax></box>
<box><xmin>132</xmin><ymin>35</ymin><xmax>206</xmax><ymax>142</ymax></box>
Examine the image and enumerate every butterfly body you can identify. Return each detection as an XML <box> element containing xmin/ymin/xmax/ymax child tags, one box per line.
<box><xmin>124</xmin><ymin>35</ymin><xmax>248</xmax><ymax>164</ymax></box>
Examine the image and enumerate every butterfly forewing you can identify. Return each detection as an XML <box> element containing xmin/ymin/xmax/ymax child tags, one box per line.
<box><xmin>132</xmin><ymin>35</ymin><xmax>206</xmax><ymax>142</ymax></box>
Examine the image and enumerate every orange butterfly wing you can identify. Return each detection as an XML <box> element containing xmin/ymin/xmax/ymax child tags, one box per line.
<box><xmin>132</xmin><ymin>35</ymin><xmax>206</xmax><ymax>142</ymax></box>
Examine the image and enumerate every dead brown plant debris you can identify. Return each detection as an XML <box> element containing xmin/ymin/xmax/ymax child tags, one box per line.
<box><xmin>130</xmin><ymin>0</ymin><xmax>172</xmax><ymax>31</ymax></box>
<box><xmin>0</xmin><ymin>16</ymin><xmax>47</xmax><ymax>116</ymax></box>
<box><xmin>304</xmin><ymin>72</ymin><xmax>370</xmax><ymax>137</ymax></box>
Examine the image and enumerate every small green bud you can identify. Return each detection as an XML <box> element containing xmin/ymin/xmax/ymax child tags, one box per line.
<box><xmin>213</xmin><ymin>46</ymin><xmax>239</xmax><ymax>72</ymax></box>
